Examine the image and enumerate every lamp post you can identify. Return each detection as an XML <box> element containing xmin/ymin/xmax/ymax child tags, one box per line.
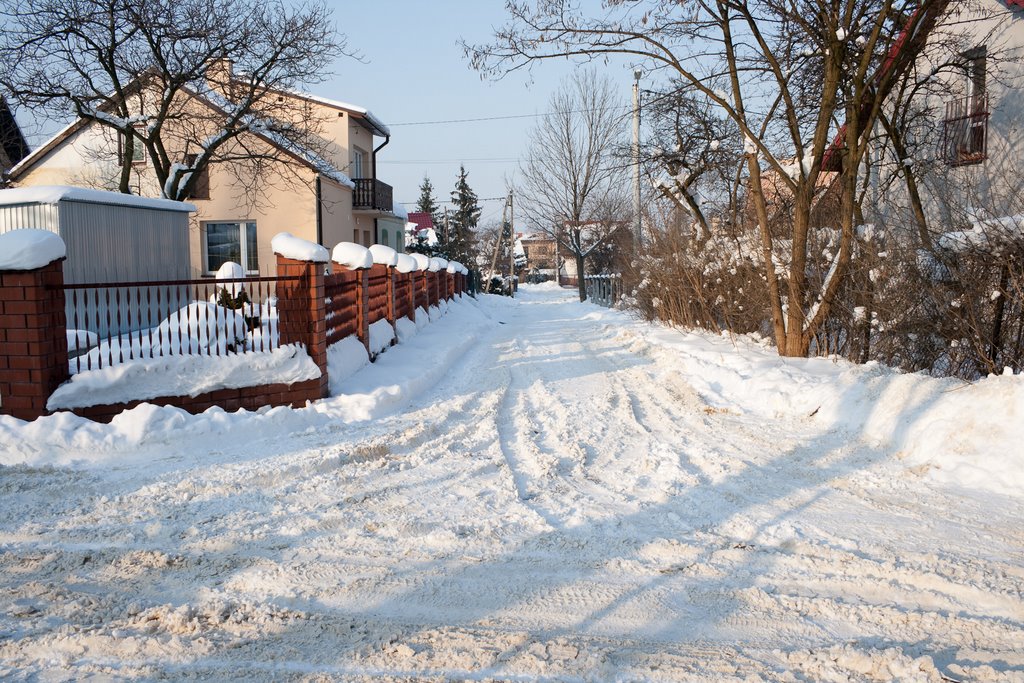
<box><xmin>632</xmin><ymin>68</ymin><xmax>643</xmax><ymax>249</ymax></box>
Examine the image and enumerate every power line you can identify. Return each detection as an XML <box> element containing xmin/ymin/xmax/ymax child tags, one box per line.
<box><xmin>385</xmin><ymin>105</ymin><xmax>631</xmax><ymax>127</ymax></box>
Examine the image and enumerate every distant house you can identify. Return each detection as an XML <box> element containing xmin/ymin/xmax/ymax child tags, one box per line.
<box><xmin>519</xmin><ymin>233</ymin><xmax>558</xmax><ymax>277</ymax></box>
<box><xmin>406</xmin><ymin>211</ymin><xmax>440</xmax><ymax>248</ymax></box>
<box><xmin>0</xmin><ymin>97</ymin><xmax>30</xmax><ymax>178</ymax></box>
<box><xmin>7</xmin><ymin>65</ymin><xmax>405</xmax><ymax>277</ymax></box>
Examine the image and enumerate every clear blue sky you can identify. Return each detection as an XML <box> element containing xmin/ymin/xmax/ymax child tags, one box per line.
<box><xmin>316</xmin><ymin>1</ymin><xmax>638</xmax><ymax>229</ymax></box>
<box><xmin>16</xmin><ymin>1</ymin><xmax>641</xmax><ymax>230</ymax></box>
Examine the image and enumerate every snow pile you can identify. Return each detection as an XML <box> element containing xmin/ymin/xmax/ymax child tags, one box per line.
<box><xmin>617</xmin><ymin>315</ymin><xmax>1024</xmax><ymax>497</ymax></box>
<box><xmin>332</xmin><ymin>242</ymin><xmax>372</xmax><ymax>269</ymax></box>
<box><xmin>0</xmin><ymin>228</ymin><xmax>66</xmax><ymax>270</ymax></box>
<box><xmin>368</xmin><ymin>244</ymin><xmax>399</xmax><ymax>267</ymax></box>
<box><xmin>368</xmin><ymin>318</ymin><xmax>396</xmax><ymax>356</ymax></box>
<box><xmin>428</xmin><ymin>257</ymin><xmax>445</xmax><ymax>272</ymax></box>
<box><xmin>326</xmin><ymin>335</ymin><xmax>369</xmax><ymax>395</ymax></box>
<box><xmin>395</xmin><ymin>315</ymin><xmax>417</xmax><ymax>343</ymax></box>
<box><xmin>48</xmin><ymin>344</ymin><xmax>320</xmax><ymax>410</ymax></box>
<box><xmin>215</xmin><ymin>261</ymin><xmax>246</xmax><ymax>296</ymax></box>
<box><xmin>270</xmin><ymin>232</ymin><xmax>329</xmax><ymax>263</ymax></box>
<box><xmin>66</xmin><ymin>329</ymin><xmax>98</xmax><ymax>352</ymax></box>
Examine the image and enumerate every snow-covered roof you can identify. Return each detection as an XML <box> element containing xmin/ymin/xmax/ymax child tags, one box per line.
<box><xmin>0</xmin><ymin>186</ymin><xmax>195</xmax><ymax>212</ymax></box>
<box><xmin>7</xmin><ymin>119</ymin><xmax>83</xmax><ymax>179</ymax></box>
<box><xmin>289</xmin><ymin>91</ymin><xmax>390</xmax><ymax>137</ymax></box>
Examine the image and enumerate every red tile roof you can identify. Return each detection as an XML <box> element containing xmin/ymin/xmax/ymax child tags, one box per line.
<box><xmin>407</xmin><ymin>212</ymin><xmax>434</xmax><ymax>230</ymax></box>
<box><xmin>1008</xmin><ymin>0</ymin><xmax>1024</xmax><ymax>8</ymax></box>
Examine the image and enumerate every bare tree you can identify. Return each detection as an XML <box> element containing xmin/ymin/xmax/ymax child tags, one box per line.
<box><xmin>0</xmin><ymin>0</ymin><xmax>347</xmax><ymax>200</ymax></box>
<box><xmin>467</xmin><ymin>0</ymin><xmax>950</xmax><ymax>356</ymax></box>
<box><xmin>517</xmin><ymin>69</ymin><xmax>628</xmax><ymax>301</ymax></box>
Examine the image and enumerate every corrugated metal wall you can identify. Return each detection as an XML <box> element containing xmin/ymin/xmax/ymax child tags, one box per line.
<box><xmin>0</xmin><ymin>200</ymin><xmax>190</xmax><ymax>283</ymax></box>
<box><xmin>0</xmin><ymin>199</ymin><xmax>192</xmax><ymax>341</ymax></box>
<box><xmin>57</xmin><ymin>201</ymin><xmax>190</xmax><ymax>283</ymax></box>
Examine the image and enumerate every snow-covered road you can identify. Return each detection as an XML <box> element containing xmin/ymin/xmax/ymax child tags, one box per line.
<box><xmin>1</xmin><ymin>285</ymin><xmax>1022</xmax><ymax>681</ymax></box>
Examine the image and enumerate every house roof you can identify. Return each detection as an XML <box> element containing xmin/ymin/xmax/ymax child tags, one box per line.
<box><xmin>407</xmin><ymin>212</ymin><xmax>435</xmax><ymax>231</ymax></box>
<box><xmin>284</xmin><ymin>90</ymin><xmax>390</xmax><ymax>137</ymax></box>
<box><xmin>8</xmin><ymin>82</ymin><xmax>358</xmax><ymax>189</ymax></box>
<box><xmin>0</xmin><ymin>97</ymin><xmax>29</xmax><ymax>170</ymax></box>
<box><xmin>1006</xmin><ymin>0</ymin><xmax>1024</xmax><ymax>8</ymax></box>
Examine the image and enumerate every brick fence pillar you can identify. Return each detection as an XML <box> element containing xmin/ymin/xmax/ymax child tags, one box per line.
<box><xmin>275</xmin><ymin>255</ymin><xmax>328</xmax><ymax>400</ymax></box>
<box><xmin>0</xmin><ymin>259</ymin><xmax>70</xmax><ymax>421</ymax></box>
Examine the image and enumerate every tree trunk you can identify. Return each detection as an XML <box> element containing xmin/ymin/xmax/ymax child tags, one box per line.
<box><xmin>988</xmin><ymin>263</ymin><xmax>1010</xmax><ymax>369</ymax></box>
<box><xmin>784</xmin><ymin>192</ymin><xmax>812</xmax><ymax>356</ymax></box>
<box><xmin>576</xmin><ymin>253</ymin><xmax>586</xmax><ymax>302</ymax></box>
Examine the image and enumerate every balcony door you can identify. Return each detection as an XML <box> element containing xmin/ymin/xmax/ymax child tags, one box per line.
<box><xmin>352</xmin><ymin>147</ymin><xmax>367</xmax><ymax>179</ymax></box>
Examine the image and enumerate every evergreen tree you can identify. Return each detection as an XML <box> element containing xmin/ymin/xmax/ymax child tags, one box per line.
<box><xmin>447</xmin><ymin>165</ymin><xmax>481</xmax><ymax>266</ymax></box>
<box><xmin>415</xmin><ymin>175</ymin><xmax>440</xmax><ymax>226</ymax></box>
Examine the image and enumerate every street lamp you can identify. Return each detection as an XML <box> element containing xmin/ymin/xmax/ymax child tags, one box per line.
<box><xmin>632</xmin><ymin>68</ymin><xmax>643</xmax><ymax>249</ymax></box>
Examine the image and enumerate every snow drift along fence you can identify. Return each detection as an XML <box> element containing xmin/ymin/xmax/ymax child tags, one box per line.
<box><xmin>62</xmin><ymin>275</ymin><xmax>296</xmax><ymax>374</ymax></box>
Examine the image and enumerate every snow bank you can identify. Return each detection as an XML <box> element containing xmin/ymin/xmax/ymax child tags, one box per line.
<box><xmin>368</xmin><ymin>318</ymin><xmax>396</xmax><ymax>356</ymax></box>
<box><xmin>618</xmin><ymin>318</ymin><xmax>1024</xmax><ymax>498</ymax></box>
<box><xmin>395</xmin><ymin>315</ymin><xmax>417</xmax><ymax>343</ymax></box>
<box><xmin>0</xmin><ymin>229</ymin><xmax>66</xmax><ymax>270</ymax></box>
<box><xmin>271</xmin><ymin>232</ymin><xmax>329</xmax><ymax>263</ymax></box>
<box><xmin>326</xmin><ymin>334</ymin><xmax>369</xmax><ymax>395</ymax></box>
<box><xmin>47</xmin><ymin>344</ymin><xmax>321</xmax><ymax>410</ymax></box>
<box><xmin>368</xmin><ymin>244</ymin><xmax>399</xmax><ymax>267</ymax></box>
<box><xmin>428</xmin><ymin>257</ymin><xmax>446</xmax><ymax>272</ymax></box>
<box><xmin>332</xmin><ymin>242</ymin><xmax>372</xmax><ymax>269</ymax></box>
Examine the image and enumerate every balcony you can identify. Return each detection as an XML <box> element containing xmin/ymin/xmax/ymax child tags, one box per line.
<box><xmin>352</xmin><ymin>178</ymin><xmax>393</xmax><ymax>212</ymax></box>
<box><xmin>941</xmin><ymin>94</ymin><xmax>989</xmax><ymax>167</ymax></box>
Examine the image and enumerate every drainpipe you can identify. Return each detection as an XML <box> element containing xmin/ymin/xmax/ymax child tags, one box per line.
<box><xmin>372</xmin><ymin>131</ymin><xmax>391</xmax><ymax>246</ymax></box>
<box><xmin>315</xmin><ymin>175</ymin><xmax>323</xmax><ymax>246</ymax></box>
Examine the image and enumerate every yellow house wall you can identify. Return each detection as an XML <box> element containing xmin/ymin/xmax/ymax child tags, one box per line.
<box><xmin>187</xmin><ymin>163</ymin><xmax>319</xmax><ymax>277</ymax></box>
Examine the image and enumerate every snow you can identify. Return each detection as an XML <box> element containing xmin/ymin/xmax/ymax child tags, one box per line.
<box><xmin>289</xmin><ymin>90</ymin><xmax>391</xmax><ymax>136</ymax></box>
<box><xmin>410</xmin><ymin>252</ymin><xmax>430</xmax><ymax>271</ymax></box>
<box><xmin>391</xmin><ymin>202</ymin><xmax>408</xmax><ymax>220</ymax></box>
<box><xmin>395</xmin><ymin>315</ymin><xmax>417</xmax><ymax>343</ymax></box>
<box><xmin>215</xmin><ymin>261</ymin><xmax>245</xmax><ymax>296</ymax></box>
<box><xmin>66</xmin><ymin>329</ymin><xmax>98</xmax><ymax>353</ymax></box>
<box><xmin>0</xmin><ymin>229</ymin><xmax>66</xmax><ymax>270</ymax></box>
<box><xmin>368</xmin><ymin>318</ymin><xmax>396</xmax><ymax>357</ymax></box>
<box><xmin>270</xmin><ymin>232</ymin><xmax>329</xmax><ymax>263</ymax></box>
<box><xmin>1</xmin><ymin>286</ymin><xmax>1022</xmax><ymax>681</ymax></box>
<box><xmin>394</xmin><ymin>253</ymin><xmax>417</xmax><ymax>274</ymax></box>
<box><xmin>0</xmin><ymin>186</ymin><xmax>195</xmax><ymax>212</ymax></box>
<box><xmin>368</xmin><ymin>244</ymin><xmax>399</xmax><ymax>267</ymax></box>
<box><xmin>47</xmin><ymin>344</ymin><xmax>320</xmax><ymax>410</ymax></box>
<box><xmin>331</xmin><ymin>242</ymin><xmax>373</xmax><ymax>269</ymax></box>
<box><xmin>326</xmin><ymin>335</ymin><xmax>369</xmax><ymax>396</ymax></box>
<box><xmin>428</xmin><ymin>257</ymin><xmax>446</xmax><ymax>272</ymax></box>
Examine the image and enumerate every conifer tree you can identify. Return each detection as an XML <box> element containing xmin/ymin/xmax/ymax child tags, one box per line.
<box><xmin>447</xmin><ymin>165</ymin><xmax>481</xmax><ymax>266</ymax></box>
<box><xmin>415</xmin><ymin>175</ymin><xmax>440</xmax><ymax>226</ymax></box>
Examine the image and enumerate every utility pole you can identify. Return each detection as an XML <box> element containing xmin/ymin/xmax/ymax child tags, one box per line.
<box><xmin>508</xmin><ymin>190</ymin><xmax>515</xmax><ymax>298</ymax></box>
<box><xmin>443</xmin><ymin>206</ymin><xmax>450</xmax><ymax>250</ymax></box>
<box><xmin>632</xmin><ymin>68</ymin><xmax>643</xmax><ymax>250</ymax></box>
<box><xmin>486</xmin><ymin>193</ymin><xmax>509</xmax><ymax>293</ymax></box>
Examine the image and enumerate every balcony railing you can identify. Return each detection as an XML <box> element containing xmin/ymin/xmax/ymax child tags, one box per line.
<box><xmin>941</xmin><ymin>94</ymin><xmax>989</xmax><ymax>166</ymax></box>
<box><xmin>353</xmin><ymin>178</ymin><xmax>394</xmax><ymax>212</ymax></box>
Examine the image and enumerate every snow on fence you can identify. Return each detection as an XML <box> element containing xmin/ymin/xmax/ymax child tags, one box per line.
<box><xmin>584</xmin><ymin>274</ymin><xmax>623</xmax><ymax>308</ymax></box>
<box><xmin>0</xmin><ymin>230</ymin><xmax>471</xmax><ymax>422</ymax></box>
<box><xmin>62</xmin><ymin>275</ymin><xmax>294</xmax><ymax>374</ymax></box>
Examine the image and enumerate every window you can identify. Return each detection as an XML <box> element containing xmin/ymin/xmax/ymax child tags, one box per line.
<box><xmin>941</xmin><ymin>46</ymin><xmax>989</xmax><ymax>166</ymax></box>
<box><xmin>352</xmin><ymin>147</ymin><xmax>367</xmax><ymax>178</ymax></box>
<box><xmin>118</xmin><ymin>128</ymin><xmax>146</xmax><ymax>166</ymax></box>
<box><xmin>381</xmin><ymin>228</ymin><xmax>389</xmax><ymax>248</ymax></box>
<box><xmin>183</xmin><ymin>154</ymin><xmax>210</xmax><ymax>200</ymax></box>
<box><xmin>204</xmin><ymin>221</ymin><xmax>258</xmax><ymax>274</ymax></box>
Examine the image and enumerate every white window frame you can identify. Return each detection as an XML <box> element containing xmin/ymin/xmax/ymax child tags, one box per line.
<box><xmin>202</xmin><ymin>220</ymin><xmax>259</xmax><ymax>275</ymax></box>
<box><xmin>352</xmin><ymin>146</ymin><xmax>367</xmax><ymax>178</ymax></box>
